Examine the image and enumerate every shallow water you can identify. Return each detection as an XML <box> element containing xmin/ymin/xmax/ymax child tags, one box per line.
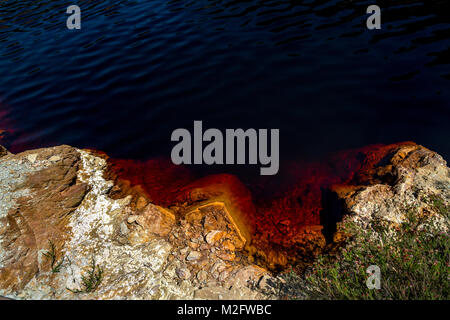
<box><xmin>0</xmin><ymin>0</ymin><xmax>449</xmax><ymax>171</ymax></box>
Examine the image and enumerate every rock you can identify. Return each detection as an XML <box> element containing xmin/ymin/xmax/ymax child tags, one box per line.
<box><xmin>185</xmin><ymin>210</ymin><xmax>203</xmax><ymax>225</ymax></box>
<box><xmin>0</xmin><ymin>145</ymin><xmax>10</xmax><ymax>158</ymax></box>
<box><xmin>210</xmin><ymin>261</ymin><xmax>227</xmax><ymax>275</ymax></box>
<box><xmin>119</xmin><ymin>222</ymin><xmax>129</xmax><ymax>236</ymax></box>
<box><xmin>196</xmin><ymin>270</ymin><xmax>208</xmax><ymax>282</ymax></box>
<box><xmin>2</xmin><ymin>142</ymin><xmax>445</xmax><ymax>300</ymax></box>
<box><xmin>135</xmin><ymin>204</ymin><xmax>175</xmax><ymax>238</ymax></box>
<box><xmin>217</xmin><ymin>252</ymin><xmax>235</xmax><ymax>261</ymax></box>
<box><xmin>0</xmin><ymin>145</ymin><xmax>269</xmax><ymax>300</ymax></box>
<box><xmin>194</xmin><ymin>286</ymin><xmax>227</xmax><ymax>300</ymax></box>
<box><xmin>339</xmin><ymin>144</ymin><xmax>450</xmax><ymax>235</ymax></box>
<box><xmin>221</xmin><ymin>240</ymin><xmax>235</xmax><ymax>252</ymax></box>
<box><xmin>26</xmin><ymin>153</ymin><xmax>38</xmax><ymax>163</ymax></box>
<box><xmin>186</xmin><ymin>251</ymin><xmax>202</xmax><ymax>261</ymax></box>
<box><xmin>205</xmin><ymin>230</ymin><xmax>227</xmax><ymax>245</ymax></box>
<box><xmin>188</xmin><ymin>241</ymin><xmax>199</xmax><ymax>250</ymax></box>
<box><xmin>176</xmin><ymin>267</ymin><xmax>191</xmax><ymax>280</ymax></box>
<box><xmin>203</xmin><ymin>215</ymin><xmax>217</xmax><ymax>233</ymax></box>
<box><xmin>194</xmin><ymin>285</ymin><xmax>265</xmax><ymax>300</ymax></box>
<box><xmin>218</xmin><ymin>268</ymin><xmax>232</xmax><ymax>281</ymax></box>
<box><xmin>136</xmin><ymin>196</ymin><xmax>148</xmax><ymax>210</ymax></box>
<box><xmin>48</xmin><ymin>155</ymin><xmax>61</xmax><ymax>162</ymax></box>
<box><xmin>127</xmin><ymin>215</ymin><xmax>138</xmax><ymax>224</ymax></box>
<box><xmin>0</xmin><ymin>145</ymin><xmax>84</xmax><ymax>292</ymax></box>
<box><xmin>226</xmin><ymin>266</ymin><xmax>267</xmax><ymax>289</ymax></box>
<box><xmin>61</xmin><ymin>183</ymin><xmax>90</xmax><ymax>209</ymax></box>
<box><xmin>179</xmin><ymin>247</ymin><xmax>189</xmax><ymax>255</ymax></box>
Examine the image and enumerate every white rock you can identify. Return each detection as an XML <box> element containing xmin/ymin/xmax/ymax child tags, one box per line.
<box><xmin>127</xmin><ymin>215</ymin><xmax>138</xmax><ymax>224</ymax></box>
<box><xmin>27</xmin><ymin>154</ymin><xmax>37</xmax><ymax>163</ymax></box>
<box><xmin>186</xmin><ymin>251</ymin><xmax>202</xmax><ymax>261</ymax></box>
<box><xmin>48</xmin><ymin>155</ymin><xmax>61</xmax><ymax>162</ymax></box>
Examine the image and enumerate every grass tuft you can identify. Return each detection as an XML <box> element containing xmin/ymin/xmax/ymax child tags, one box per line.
<box><xmin>43</xmin><ymin>240</ymin><xmax>65</xmax><ymax>273</ymax></box>
<box><xmin>68</xmin><ymin>259</ymin><xmax>104</xmax><ymax>294</ymax></box>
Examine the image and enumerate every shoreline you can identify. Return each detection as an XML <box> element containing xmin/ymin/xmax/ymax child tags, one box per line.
<box><xmin>0</xmin><ymin>142</ymin><xmax>448</xmax><ymax>299</ymax></box>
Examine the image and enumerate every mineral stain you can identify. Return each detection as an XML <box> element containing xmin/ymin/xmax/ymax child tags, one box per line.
<box><xmin>105</xmin><ymin>142</ymin><xmax>414</xmax><ymax>268</ymax></box>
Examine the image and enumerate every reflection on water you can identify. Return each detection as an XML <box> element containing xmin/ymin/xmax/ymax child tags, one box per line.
<box><xmin>0</xmin><ymin>0</ymin><xmax>449</xmax><ymax>166</ymax></box>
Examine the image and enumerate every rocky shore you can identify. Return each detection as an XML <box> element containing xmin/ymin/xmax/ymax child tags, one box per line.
<box><xmin>0</xmin><ymin>142</ymin><xmax>448</xmax><ymax>300</ymax></box>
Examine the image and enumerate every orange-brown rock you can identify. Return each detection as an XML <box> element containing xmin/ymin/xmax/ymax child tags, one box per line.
<box><xmin>0</xmin><ymin>145</ymin><xmax>88</xmax><ymax>292</ymax></box>
<box><xmin>134</xmin><ymin>203</ymin><xmax>175</xmax><ymax>238</ymax></box>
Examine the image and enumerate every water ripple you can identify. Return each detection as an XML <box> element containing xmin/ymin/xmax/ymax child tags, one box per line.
<box><xmin>0</xmin><ymin>0</ymin><xmax>449</xmax><ymax>162</ymax></box>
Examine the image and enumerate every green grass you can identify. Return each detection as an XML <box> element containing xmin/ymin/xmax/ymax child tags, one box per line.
<box><xmin>278</xmin><ymin>201</ymin><xmax>449</xmax><ymax>300</ymax></box>
<box><xmin>43</xmin><ymin>240</ymin><xmax>65</xmax><ymax>273</ymax></box>
<box><xmin>68</xmin><ymin>259</ymin><xmax>104</xmax><ymax>294</ymax></box>
<box><xmin>428</xmin><ymin>195</ymin><xmax>449</xmax><ymax>219</ymax></box>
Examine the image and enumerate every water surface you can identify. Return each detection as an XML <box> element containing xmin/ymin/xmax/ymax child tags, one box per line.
<box><xmin>0</xmin><ymin>0</ymin><xmax>449</xmax><ymax>172</ymax></box>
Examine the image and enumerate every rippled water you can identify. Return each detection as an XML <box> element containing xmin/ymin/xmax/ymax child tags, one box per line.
<box><xmin>0</xmin><ymin>0</ymin><xmax>449</xmax><ymax>170</ymax></box>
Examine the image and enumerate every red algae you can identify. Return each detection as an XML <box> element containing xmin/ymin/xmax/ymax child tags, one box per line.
<box><xmin>105</xmin><ymin>141</ymin><xmax>417</xmax><ymax>268</ymax></box>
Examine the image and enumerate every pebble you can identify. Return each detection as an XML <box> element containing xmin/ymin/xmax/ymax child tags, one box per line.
<box><xmin>48</xmin><ymin>155</ymin><xmax>61</xmax><ymax>162</ymax></box>
<box><xmin>219</xmin><ymin>269</ymin><xmax>231</xmax><ymax>282</ymax></box>
<box><xmin>188</xmin><ymin>241</ymin><xmax>199</xmax><ymax>250</ymax></box>
<box><xmin>196</xmin><ymin>270</ymin><xmax>208</xmax><ymax>282</ymax></box>
<box><xmin>127</xmin><ymin>215</ymin><xmax>138</xmax><ymax>224</ymax></box>
<box><xmin>205</xmin><ymin>230</ymin><xmax>227</xmax><ymax>245</ymax></box>
<box><xmin>186</xmin><ymin>251</ymin><xmax>202</xmax><ymax>261</ymax></box>
<box><xmin>27</xmin><ymin>154</ymin><xmax>37</xmax><ymax>163</ymax></box>
<box><xmin>217</xmin><ymin>252</ymin><xmax>235</xmax><ymax>262</ymax></box>
<box><xmin>119</xmin><ymin>222</ymin><xmax>129</xmax><ymax>236</ymax></box>
<box><xmin>221</xmin><ymin>240</ymin><xmax>235</xmax><ymax>252</ymax></box>
<box><xmin>176</xmin><ymin>267</ymin><xmax>191</xmax><ymax>280</ymax></box>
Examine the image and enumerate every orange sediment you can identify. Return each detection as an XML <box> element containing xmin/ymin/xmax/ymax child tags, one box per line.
<box><xmin>105</xmin><ymin>141</ymin><xmax>418</xmax><ymax>268</ymax></box>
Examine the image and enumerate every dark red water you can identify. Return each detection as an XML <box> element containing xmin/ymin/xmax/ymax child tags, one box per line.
<box><xmin>103</xmin><ymin>141</ymin><xmax>412</xmax><ymax>267</ymax></box>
